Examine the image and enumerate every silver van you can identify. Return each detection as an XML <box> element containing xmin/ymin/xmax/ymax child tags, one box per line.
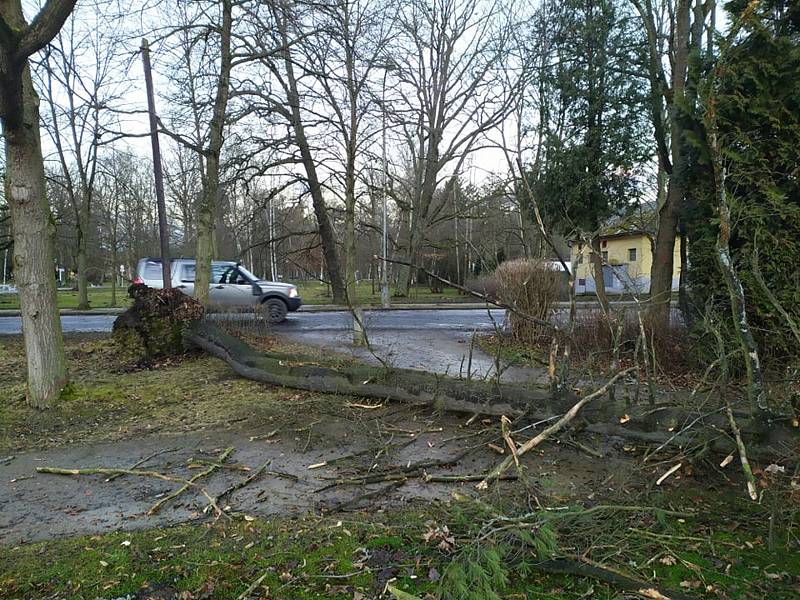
<box><xmin>134</xmin><ymin>258</ymin><xmax>301</xmax><ymax>322</ymax></box>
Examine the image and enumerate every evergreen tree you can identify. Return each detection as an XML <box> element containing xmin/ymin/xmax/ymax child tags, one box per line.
<box><xmin>525</xmin><ymin>0</ymin><xmax>651</xmax><ymax>306</ymax></box>
<box><xmin>686</xmin><ymin>0</ymin><xmax>800</xmax><ymax>362</ymax></box>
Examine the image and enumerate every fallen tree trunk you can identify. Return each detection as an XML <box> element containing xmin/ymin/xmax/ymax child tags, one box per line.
<box><xmin>184</xmin><ymin>322</ymin><xmax>798</xmax><ymax>465</ymax></box>
<box><xmin>185</xmin><ymin>320</ymin><xmax>565</xmax><ymax>418</ymax></box>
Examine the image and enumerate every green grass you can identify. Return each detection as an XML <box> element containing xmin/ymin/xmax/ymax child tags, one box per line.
<box><xmin>0</xmin><ymin>335</ymin><xmax>347</xmax><ymax>453</ymax></box>
<box><xmin>2</xmin><ymin>490</ymin><xmax>797</xmax><ymax>599</ymax></box>
<box><xmin>0</xmin><ymin>282</ymin><xmax>471</xmax><ymax>310</ymax></box>
<box><xmin>291</xmin><ymin>280</ymin><xmax>469</xmax><ymax>305</ymax></box>
<box><xmin>0</xmin><ymin>287</ymin><xmax>129</xmax><ymax>310</ymax></box>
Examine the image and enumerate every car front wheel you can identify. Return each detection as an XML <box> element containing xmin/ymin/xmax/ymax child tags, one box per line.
<box><xmin>262</xmin><ymin>298</ymin><xmax>288</xmax><ymax>323</ymax></box>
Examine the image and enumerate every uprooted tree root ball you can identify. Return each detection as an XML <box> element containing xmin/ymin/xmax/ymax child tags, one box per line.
<box><xmin>111</xmin><ymin>284</ymin><xmax>205</xmax><ymax>365</ymax></box>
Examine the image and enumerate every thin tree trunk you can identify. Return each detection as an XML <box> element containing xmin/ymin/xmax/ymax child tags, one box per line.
<box><xmin>194</xmin><ymin>0</ymin><xmax>232</xmax><ymax>306</ymax></box>
<box><xmin>76</xmin><ymin>234</ymin><xmax>89</xmax><ymax>309</ymax></box>
<box><xmin>648</xmin><ymin>190</ymin><xmax>679</xmax><ymax>322</ymax></box>
<box><xmin>634</xmin><ymin>0</ymin><xmax>696</xmax><ymax>328</ymax></box>
<box><xmin>700</xmin><ymin>0</ymin><xmax>767</xmax><ymax>419</ymax></box>
<box><xmin>344</xmin><ymin>149</ymin><xmax>357</xmax><ymax>303</ymax></box>
<box><xmin>590</xmin><ymin>236</ymin><xmax>609</xmax><ymax>315</ymax></box>
<box><xmin>706</xmin><ymin>107</ymin><xmax>768</xmax><ymax>420</ymax></box>
<box><xmin>75</xmin><ymin>204</ymin><xmax>90</xmax><ymax>309</ymax></box>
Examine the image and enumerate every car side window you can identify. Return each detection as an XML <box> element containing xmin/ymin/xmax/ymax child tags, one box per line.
<box><xmin>143</xmin><ymin>263</ymin><xmax>162</xmax><ymax>279</ymax></box>
<box><xmin>181</xmin><ymin>265</ymin><xmax>195</xmax><ymax>283</ymax></box>
<box><xmin>212</xmin><ymin>265</ymin><xmax>228</xmax><ymax>284</ymax></box>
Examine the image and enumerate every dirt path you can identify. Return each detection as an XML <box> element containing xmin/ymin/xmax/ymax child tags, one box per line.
<box><xmin>0</xmin><ymin>406</ymin><xmax>627</xmax><ymax>546</ymax></box>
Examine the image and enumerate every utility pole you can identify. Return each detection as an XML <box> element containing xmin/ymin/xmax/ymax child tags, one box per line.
<box><xmin>380</xmin><ymin>66</ymin><xmax>392</xmax><ymax>308</ymax></box>
<box><xmin>268</xmin><ymin>197</ymin><xmax>278</xmax><ymax>280</ymax></box>
<box><xmin>141</xmin><ymin>38</ymin><xmax>172</xmax><ymax>289</ymax></box>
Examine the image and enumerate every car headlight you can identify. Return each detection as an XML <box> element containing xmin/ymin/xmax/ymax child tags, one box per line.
<box><xmin>288</xmin><ymin>287</ymin><xmax>298</xmax><ymax>298</ymax></box>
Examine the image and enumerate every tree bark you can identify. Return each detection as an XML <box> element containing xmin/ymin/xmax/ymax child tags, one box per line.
<box><xmin>75</xmin><ymin>205</ymin><xmax>90</xmax><ymax>309</ymax></box>
<box><xmin>0</xmin><ymin>0</ymin><xmax>76</xmax><ymax>409</ymax></box>
<box><xmin>648</xmin><ymin>187</ymin><xmax>680</xmax><ymax>323</ymax></box>
<box><xmin>274</xmin><ymin>7</ymin><xmax>347</xmax><ymax>304</ymax></box>
<box><xmin>194</xmin><ymin>0</ymin><xmax>233</xmax><ymax>306</ymax></box>
<box><xmin>590</xmin><ymin>236</ymin><xmax>609</xmax><ymax>315</ymax></box>
<box><xmin>186</xmin><ymin>320</ymin><xmax>556</xmax><ymax>418</ymax></box>
<box><xmin>647</xmin><ymin>0</ymin><xmax>691</xmax><ymax>325</ymax></box>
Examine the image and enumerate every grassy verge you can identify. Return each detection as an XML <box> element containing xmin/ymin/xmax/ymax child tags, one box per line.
<box><xmin>2</xmin><ymin>488</ymin><xmax>797</xmax><ymax>599</ymax></box>
<box><xmin>291</xmin><ymin>281</ymin><xmax>468</xmax><ymax>305</ymax></box>
<box><xmin>0</xmin><ymin>282</ymin><xmax>471</xmax><ymax>311</ymax></box>
<box><xmin>0</xmin><ymin>335</ymin><xmax>351</xmax><ymax>454</ymax></box>
<box><xmin>0</xmin><ymin>287</ymin><xmax>130</xmax><ymax>310</ymax></box>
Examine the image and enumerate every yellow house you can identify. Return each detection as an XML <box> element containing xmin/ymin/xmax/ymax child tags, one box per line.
<box><xmin>570</xmin><ymin>230</ymin><xmax>681</xmax><ymax>295</ymax></box>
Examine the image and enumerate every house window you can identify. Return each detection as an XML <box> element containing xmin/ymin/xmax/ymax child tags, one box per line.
<box><xmin>601</xmin><ymin>251</ymin><xmax>608</xmax><ymax>262</ymax></box>
<box><xmin>628</xmin><ymin>248</ymin><xmax>637</xmax><ymax>262</ymax></box>
<box><xmin>578</xmin><ymin>278</ymin><xmax>586</xmax><ymax>286</ymax></box>
<box><xmin>601</xmin><ymin>240</ymin><xmax>607</xmax><ymax>248</ymax></box>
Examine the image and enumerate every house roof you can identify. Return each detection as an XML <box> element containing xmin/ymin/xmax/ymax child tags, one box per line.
<box><xmin>571</xmin><ymin>206</ymin><xmax>657</xmax><ymax>243</ymax></box>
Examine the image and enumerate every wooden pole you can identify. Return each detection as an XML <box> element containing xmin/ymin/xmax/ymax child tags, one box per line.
<box><xmin>141</xmin><ymin>38</ymin><xmax>172</xmax><ymax>289</ymax></box>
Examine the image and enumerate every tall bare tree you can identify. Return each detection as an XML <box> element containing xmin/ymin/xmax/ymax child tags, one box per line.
<box><xmin>39</xmin><ymin>8</ymin><xmax>120</xmax><ymax>309</ymax></box>
<box><xmin>159</xmin><ymin>0</ymin><xmax>234</xmax><ymax>305</ymax></box>
<box><xmin>235</xmin><ymin>0</ymin><xmax>348</xmax><ymax>302</ymax></box>
<box><xmin>389</xmin><ymin>0</ymin><xmax>518</xmax><ymax>296</ymax></box>
<box><xmin>193</xmin><ymin>0</ymin><xmax>233</xmax><ymax>305</ymax></box>
<box><xmin>300</xmin><ymin>0</ymin><xmax>394</xmax><ymax>301</ymax></box>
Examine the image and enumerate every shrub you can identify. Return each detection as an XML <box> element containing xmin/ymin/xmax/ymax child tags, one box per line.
<box><xmin>569</xmin><ymin>308</ymin><xmax>691</xmax><ymax>375</ymax></box>
<box><xmin>463</xmin><ymin>275</ymin><xmax>500</xmax><ymax>301</ymax></box>
<box><xmin>494</xmin><ymin>259</ymin><xmax>561</xmax><ymax>345</ymax></box>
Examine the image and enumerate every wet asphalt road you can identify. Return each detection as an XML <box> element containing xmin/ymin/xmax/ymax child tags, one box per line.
<box><xmin>0</xmin><ymin>308</ymin><xmax>508</xmax><ymax>336</ymax></box>
<box><xmin>0</xmin><ymin>308</ymin><xmax>537</xmax><ymax>383</ymax></box>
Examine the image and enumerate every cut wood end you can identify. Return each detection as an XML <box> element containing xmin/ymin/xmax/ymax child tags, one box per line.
<box><xmin>636</xmin><ymin>588</ymin><xmax>670</xmax><ymax>600</ymax></box>
<box><xmin>656</xmin><ymin>462</ymin><xmax>682</xmax><ymax>486</ymax></box>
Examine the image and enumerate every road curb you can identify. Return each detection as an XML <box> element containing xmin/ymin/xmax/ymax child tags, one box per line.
<box><xmin>0</xmin><ymin>303</ymin><xmax>498</xmax><ymax>317</ymax></box>
<box><xmin>0</xmin><ymin>300</ymin><xmax>678</xmax><ymax>318</ymax></box>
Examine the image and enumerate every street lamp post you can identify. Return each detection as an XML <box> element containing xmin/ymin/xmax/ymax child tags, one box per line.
<box><xmin>379</xmin><ymin>61</ymin><xmax>396</xmax><ymax>309</ymax></box>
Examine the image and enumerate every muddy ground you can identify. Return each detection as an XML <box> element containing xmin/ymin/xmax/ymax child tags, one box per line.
<box><xmin>3</xmin><ymin>331</ymin><xmax>800</xmax><ymax>600</ymax></box>
<box><xmin>0</xmin><ymin>393</ymin><xmax>631</xmax><ymax>546</ymax></box>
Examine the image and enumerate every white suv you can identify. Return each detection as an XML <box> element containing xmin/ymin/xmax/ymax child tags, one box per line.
<box><xmin>134</xmin><ymin>258</ymin><xmax>301</xmax><ymax>323</ymax></box>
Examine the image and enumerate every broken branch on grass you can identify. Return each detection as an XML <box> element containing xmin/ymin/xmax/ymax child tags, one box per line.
<box><xmin>149</xmin><ymin>447</ymin><xmax>233</xmax><ymax>515</ymax></box>
<box><xmin>423</xmin><ymin>473</ymin><xmax>518</xmax><ymax>483</ymax></box>
<box><xmin>214</xmin><ymin>458</ymin><xmax>272</xmax><ymax>506</ymax></box>
<box><xmin>325</xmin><ymin>480</ymin><xmax>406</xmax><ymax>512</ymax></box>
<box><xmin>316</xmin><ymin>450</ymin><xmax>472</xmax><ymax>492</ymax></box>
<box><xmin>656</xmin><ymin>462</ymin><xmax>682</xmax><ymax>486</ymax></box>
<box><xmin>477</xmin><ymin>368</ymin><xmax>635</xmax><ymax>490</ymax></box>
<box><xmin>532</xmin><ymin>557</ymin><xmax>696</xmax><ymax>600</ymax></box>
<box><xmin>726</xmin><ymin>401</ymin><xmax>758</xmax><ymax>500</ymax></box>
<box><xmin>36</xmin><ymin>465</ymin><xmax>226</xmax><ymax>517</ymax></box>
<box><xmin>105</xmin><ymin>447</ymin><xmax>179</xmax><ymax>482</ymax></box>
